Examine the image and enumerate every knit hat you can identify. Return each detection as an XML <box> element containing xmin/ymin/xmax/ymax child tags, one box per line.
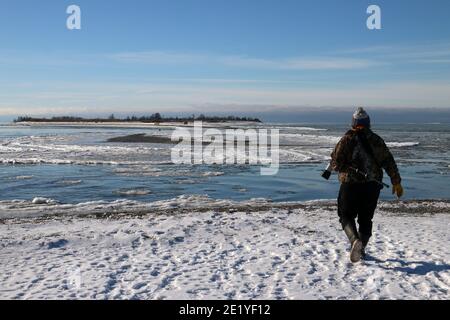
<box><xmin>352</xmin><ymin>107</ymin><xmax>370</xmax><ymax>128</ymax></box>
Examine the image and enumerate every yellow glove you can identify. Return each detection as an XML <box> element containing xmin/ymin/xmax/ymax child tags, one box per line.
<box><xmin>392</xmin><ymin>183</ymin><xmax>404</xmax><ymax>198</ymax></box>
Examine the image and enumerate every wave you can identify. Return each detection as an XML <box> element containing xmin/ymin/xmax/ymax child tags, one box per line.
<box><xmin>31</xmin><ymin>197</ymin><xmax>59</xmax><ymax>205</ymax></box>
<box><xmin>287</xmin><ymin>127</ymin><xmax>328</xmax><ymax>131</ymax></box>
<box><xmin>277</xmin><ymin>133</ymin><xmax>340</xmax><ymax>145</ymax></box>
<box><xmin>0</xmin><ymin>158</ymin><xmax>120</xmax><ymax>165</ymax></box>
<box><xmin>0</xmin><ymin>158</ymin><xmax>172</xmax><ymax>166</ymax></box>
<box><xmin>202</xmin><ymin>171</ymin><xmax>225</xmax><ymax>177</ymax></box>
<box><xmin>0</xmin><ymin>142</ymin><xmax>163</xmax><ymax>154</ymax></box>
<box><xmin>59</xmin><ymin>180</ymin><xmax>82</xmax><ymax>186</ymax></box>
<box><xmin>113</xmin><ymin>189</ymin><xmax>151</xmax><ymax>196</ymax></box>
<box><xmin>278</xmin><ymin>148</ymin><xmax>330</xmax><ymax>163</ymax></box>
<box><xmin>386</xmin><ymin>142</ymin><xmax>420</xmax><ymax>148</ymax></box>
<box><xmin>266</xmin><ymin>125</ymin><xmax>328</xmax><ymax>131</ymax></box>
<box><xmin>11</xmin><ymin>175</ymin><xmax>34</xmax><ymax>180</ymax></box>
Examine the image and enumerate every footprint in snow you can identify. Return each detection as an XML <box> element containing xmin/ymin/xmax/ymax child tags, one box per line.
<box><xmin>47</xmin><ymin>239</ymin><xmax>69</xmax><ymax>249</ymax></box>
<box><xmin>168</xmin><ymin>236</ymin><xmax>184</xmax><ymax>245</ymax></box>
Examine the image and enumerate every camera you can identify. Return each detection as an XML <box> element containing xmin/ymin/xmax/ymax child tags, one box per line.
<box><xmin>321</xmin><ymin>163</ymin><xmax>333</xmax><ymax>180</ymax></box>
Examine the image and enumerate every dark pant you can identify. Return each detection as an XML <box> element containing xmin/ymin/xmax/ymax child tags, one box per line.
<box><xmin>338</xmin><ymin>182</ymin><xmax>381</xmax><ymax>240</ymax></box>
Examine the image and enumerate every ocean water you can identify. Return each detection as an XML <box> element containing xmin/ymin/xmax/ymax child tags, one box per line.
<box><xmin>0</xmin><ymin>122</ymin><xmax>449</xmax><ymax>206</ymax></box>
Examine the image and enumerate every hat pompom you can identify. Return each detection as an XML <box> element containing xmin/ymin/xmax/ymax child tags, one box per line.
<box><xmin>352</xmin><ymin>107</ymin><xmax>370</xmax><ymax>128</ymax></box>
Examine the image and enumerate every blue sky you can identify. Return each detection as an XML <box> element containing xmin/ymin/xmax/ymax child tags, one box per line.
<box><xmin>1</xmin><ymin>0</ymin><xmax>450</xmax><ymax>118</ymax></box>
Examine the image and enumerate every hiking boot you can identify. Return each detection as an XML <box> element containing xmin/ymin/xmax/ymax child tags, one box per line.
<box><xmin>359</xmin><ymin>233</ymin><xmax>371</xmax><ymax>260</ymax></box>
<box><xmin>343</xmin><ymin>223</ymin><xmax>359</xmax><ymax>244</ymax></box>
<box><xmin>350</xmin><ymin>239</ymin><xmax>363</xmax><ymax>263</ymax></box>
<box><xmin>343</xmin><ymin>223</ymin><xmax>363</xmax><ymax>263</ymax></box>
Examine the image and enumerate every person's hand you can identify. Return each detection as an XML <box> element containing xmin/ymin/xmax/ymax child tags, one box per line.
<box><xmin>392</xmin><ymin>183</ymin><xmax>404</xmax><ymax>198</ymax></box>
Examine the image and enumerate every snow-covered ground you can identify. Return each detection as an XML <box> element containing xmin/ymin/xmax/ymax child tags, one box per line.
<box><xmin>0</xmin><ymin>198</ymin><xmax>449</xmax><ymax>300</ymax></box>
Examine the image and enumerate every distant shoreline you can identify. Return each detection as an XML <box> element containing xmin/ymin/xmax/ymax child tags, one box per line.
<box><xmin>14</xmin><ymin>115</ymin><xmax>262</xmax><ymax>124</ymax></box>
<box><xmin>14</xmin><ymin>120</ymin><xmax>262</xmax><ymax>129</ymax></box>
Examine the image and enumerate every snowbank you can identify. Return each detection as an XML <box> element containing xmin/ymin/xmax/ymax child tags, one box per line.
<box><xmin>0</xmin><ymin>198</ymin><xmax>449</xmax><ymax>300</ymax></box>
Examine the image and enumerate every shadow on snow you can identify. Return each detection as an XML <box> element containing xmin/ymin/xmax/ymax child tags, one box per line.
<box><xmin>365</xmin><ymin>255</ymin><xmax>450</xmax><ymax>276</ymax></box>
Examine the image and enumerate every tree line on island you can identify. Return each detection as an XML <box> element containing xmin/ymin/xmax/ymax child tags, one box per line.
<box><xmin>14</xmin><ymin>113</ymin><xmax>262</xmax><ymax>123</ymax></box>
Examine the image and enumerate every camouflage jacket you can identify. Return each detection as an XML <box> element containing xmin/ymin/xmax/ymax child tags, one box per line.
<box><xmin>330</xmin><ymin>128</ymin><xmax>401</xmax><ymax>185</ymax></box>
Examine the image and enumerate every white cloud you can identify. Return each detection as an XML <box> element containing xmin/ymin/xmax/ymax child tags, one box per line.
<box><xmin>110</xmin><ymin>51</ymin><xmax>381</xmax><ymax>70</ymax></box>
<box><xmin>219</xmin><ymin>56</ymin><xmax>380</xmax><ymax>70</ymax></box>
<box><xmin>109</xmin><ymin>51</ymin><xmax>206</xmax><ymax>64</ymax></box>
<box><xmin>108</xmin><ymin>42</ymin><xmax>450</xmax><ymax>71</ymax></box>
<box><xmin>338</xmin><ymin>43</ymin><xmax>450</xmax><ymax>63</ymax></box>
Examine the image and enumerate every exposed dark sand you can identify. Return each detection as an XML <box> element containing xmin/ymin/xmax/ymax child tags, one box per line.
<box><xmin>107</xmin><ymin>133</ymin><xmax>258</xmax><ymax>146</ymax></box>
<box><xmin>107</xmin><ymin>133</ymin><xmax>292</xmax><ymax>146</ymax></box>
<box><xmin>107</xmin><ymin>134</ymin><xmax>175</xmax><ymax>144</ymax></box>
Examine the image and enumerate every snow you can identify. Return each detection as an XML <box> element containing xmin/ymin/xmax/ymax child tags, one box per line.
<box><xmin>0</xmin><ymin>199</ymin><xmax>448</xmax><ymax>300</ymax></box>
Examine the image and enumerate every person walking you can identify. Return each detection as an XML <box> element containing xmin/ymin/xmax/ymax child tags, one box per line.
<box><xmin>330</xmin><ymin>107</ymin><xmax>404</xmax><ymax>263</ymax></box>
